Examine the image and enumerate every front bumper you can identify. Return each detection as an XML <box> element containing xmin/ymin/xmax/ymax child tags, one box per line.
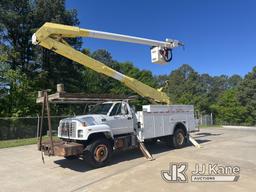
<box><xmin>40</xmin><ymin>140</ymin><xmax>84</xmax><ymax>157</ymax></box>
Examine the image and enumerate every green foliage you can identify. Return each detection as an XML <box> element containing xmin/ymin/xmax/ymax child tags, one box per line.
<box><xmin>0</xmin><ymin>0</ymin><xmax>83</xmax><ymax>91</ymax></box>
<box><xmin>0</xmin><ymin>137</ymin><xmax>39</xmax><ymax>149</ymax></box>
<box><xmin>237</xmin><ymin>67</ymin><xmax>256</xmax><ymax>125</ymax></box>
<box><xmin>79</xmin><ymin>49</ymin><xmax>156</xmax><ymax>109</ymax></box>
<box><xmin>165</xmin><ymin>64</ymin><xmax>245</xmax><ymax>116</ymax></box>
<box><xmin>210</xmin><ymin>89</ymin><xmax>247</xmax><ymax>125</ymax></box>
<box><xmin>0</xmin><ymin>70</ymin><xmax>38</xmax><ymax>117</ymax></box>
<box><xmin>33</xmin><ymin>0</ymin><xmax>83</xmax><ymax>92</ymax></box>
<box><xmin>0</xmin><ymin>0</ymin><xmax>34</xmax><ymax>72</ymax></box>
<box><xmin>0</xmin><ymin>0</ymin><xmax>84</xmax><ymax>117</ymax></box>
<box><xmin>0</xmin><ymin>136</ymin><xmax>59</xmax><ymax>149</ymax></box>
<box><xmin>158</xmin><ymin>64</ymin><xmax>253</xmax><ymax>125</ymax></box>
<box><xmin>167</xmin><ymin>64</ymin><xmax>210</xmax><ymax>112</ymax></box>
<box><xmin>167</xmin><ymin>65</ymin><xmax>199</xmax><ymax>99</ymax></box>
<box><xmin>0</xmin><ymin>0</ymin><xmax>255</xmax><ymax>127</ymax></box>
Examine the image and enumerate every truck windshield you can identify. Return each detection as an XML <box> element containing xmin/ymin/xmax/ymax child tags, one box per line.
<box><xmin>88</xmin><ymin>103</ymin><xmax>113</xmax><ymax>115</ymax></box>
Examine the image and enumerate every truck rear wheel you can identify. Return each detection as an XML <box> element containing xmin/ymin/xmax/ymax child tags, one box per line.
<box><xmin>171</xmin><ymin>128</ymin><xmax>186</xmax><ymax>149</ymax></box>
<box><xmin>84</xmin><ymin>138</ymin><xmax>113</xmax><ymax>168</ymax></box>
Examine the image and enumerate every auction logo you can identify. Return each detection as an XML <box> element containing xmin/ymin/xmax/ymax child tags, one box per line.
<box><xmin>161</xmin><ymin>163</ymin><xmax>240</xmax><ymax>183</ymax></box>
<box><xmin>161</xmin><ymin>163</ymin><xmax>188</xmax><ymax>183</ymax></box>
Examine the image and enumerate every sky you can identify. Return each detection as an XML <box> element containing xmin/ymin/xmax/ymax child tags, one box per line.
<box><xmin>66</xmin><ymin>0</ymin><xmax>256</xmax><ymax>76</ymax></box>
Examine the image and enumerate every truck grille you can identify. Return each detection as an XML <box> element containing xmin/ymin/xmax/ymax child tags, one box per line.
<box><xmin>60</xmin><ymin>121</ymin><xmax>76</xmax><ymax>138</ymax></box>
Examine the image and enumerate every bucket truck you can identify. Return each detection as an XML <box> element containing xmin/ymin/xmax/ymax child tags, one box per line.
<box><xmin>32</xmin><ymin>23</ymin><xmax>199</xmax><ymax>168</ymax></box>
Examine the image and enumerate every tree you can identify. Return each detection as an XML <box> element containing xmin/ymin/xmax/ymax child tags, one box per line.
<box><xmin>0</xmin><ymin>0</ymin><xmax>84</xmax><ymax>116</ymax></box>
<box><xmin>237</xmin><ymin>67</ymin><xmax>256</xmax><ymax>125</ymax></box>
<box><xmin>80</xmin><ymin>49</ymin><xmax>157</xmax><ymax>98</ymax></box>
<box><xmin>33</xmin><ymin>0</ymin><xmax>84</xmax><ymax>92</ymax></box>
<box><xmin>167</xmin><ymin>64</ymin><xmax>203</xmax><ymax>109</ymax></box>
<box><xmin>0</xmin><ymin>0</ymin><xmax>253</xmax><ymax>126</ymax></box>
<box><xmin>210</xmin><ymin>89</ymin><xmax>247</xmax><ymax>125</ymax></box>
<box><xmin>0</xmin><ymin>0</ymin><xmax>35</xmax><ymax>74</ymax></box>
<box><xmin>228</xmin><ymin>75</ymin><xmax>242</xmax><ymax>88</ymax></box>
<box><xmin>0</xmin><ymin>69</ymin><xmax>38</xmax><ymax>117</ymax></box>
<box><xmin>164</xmin><ymin>64</ymin><xmax>244</xmax><ymax>116</ymax></box>
<box><xmin>154</xmin><ymin>74</ymin><xmax>169</xmax><ymax>91</ymax></box>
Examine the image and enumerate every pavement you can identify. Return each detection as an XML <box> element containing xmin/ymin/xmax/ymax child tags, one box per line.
<box><xmin>0</xmin><ymin>127</ymin><xmax>255</xmax><ymax>192</ymax></box>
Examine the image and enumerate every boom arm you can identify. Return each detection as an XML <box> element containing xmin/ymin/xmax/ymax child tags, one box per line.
<box><xmin>32</xmin><ymin>23</ymin><xmax>182</xmax><ymax>104</ymax></box>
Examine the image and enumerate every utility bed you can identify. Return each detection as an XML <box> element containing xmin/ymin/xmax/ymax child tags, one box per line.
<box><xmin>136</xmin><ymin>105</ymin><xmax>197</xmax><ymax>141</ymax></box>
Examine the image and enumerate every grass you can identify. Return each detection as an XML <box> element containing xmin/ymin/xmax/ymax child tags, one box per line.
<box><xmin>0</xmin><ymin>136</ymin><xmax>59</xmax><ymax>149</ymax></box>
<box><xmin>199</xmin><ymin>125</ymin><xmax>222</xmax><ymax>128</ymax></box>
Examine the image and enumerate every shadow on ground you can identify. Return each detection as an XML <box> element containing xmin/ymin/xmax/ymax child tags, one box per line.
<box><xmin>54</xmin><ymin>136</ymin><xmax>212</xmax><ymax>172</ymax></box>
<box><xmin>194</xmin><ymin>132</ymin><xmax>222</xmax><ymax>138</ymax></box>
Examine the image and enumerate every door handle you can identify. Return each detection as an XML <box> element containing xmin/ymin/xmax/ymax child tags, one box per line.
<box><xmin>127</xmin><ymin>117</ymin><xmax>132</xmax><ymax>120</ymax></box>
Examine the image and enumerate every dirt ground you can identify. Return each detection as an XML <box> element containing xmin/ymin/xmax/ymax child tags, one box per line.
<box><xmin>0</xmin><ymin>127</ymin><xmax>255</xmax><ymax>192</ymax></box>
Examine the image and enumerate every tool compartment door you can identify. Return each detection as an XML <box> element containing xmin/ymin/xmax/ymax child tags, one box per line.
<box><xmin>138</xmin><ymin>105</ymin><xmax>196</xmax><ymax>140</ymax></box>
<box><xmin>138</xmin><ymin>112</ymin><xmax>171</xmax><ymax>140</ymax></box>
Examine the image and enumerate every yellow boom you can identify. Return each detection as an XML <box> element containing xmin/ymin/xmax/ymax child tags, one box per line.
<box><xmin>32</xmin><ymin>23</ymin><xmax>181</xmax><ymax>104</ymax></box>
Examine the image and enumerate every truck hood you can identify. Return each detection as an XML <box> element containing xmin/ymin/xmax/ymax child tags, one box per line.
<box><xmin>61</xmin><ymin>114</ymin><xmax>107</xmax><ymax>126</ymax></box>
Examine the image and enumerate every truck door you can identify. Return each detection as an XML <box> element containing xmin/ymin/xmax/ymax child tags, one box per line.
<box><xmin>107</xmin><ymin>102</ymin><xmax>134</xmax><ymax>135</ymax></box>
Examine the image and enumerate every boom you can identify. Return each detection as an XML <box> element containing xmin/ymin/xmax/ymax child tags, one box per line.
<box><xmin>32</xmin><ymin>23</ymin><xmax>182</xmax><ymax>104</ymax></box>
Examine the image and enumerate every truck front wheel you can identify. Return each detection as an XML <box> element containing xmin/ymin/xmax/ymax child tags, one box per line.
<box><xmin>84</xmin><ymin>138</ymin><xmax>113</xmax><ymax>168</ymax></box>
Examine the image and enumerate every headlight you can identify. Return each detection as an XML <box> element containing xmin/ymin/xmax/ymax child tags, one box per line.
<box><xmin>78</xmin><ymin>130</ymin><xmax>83</xmax><ymax>138</ymax></box>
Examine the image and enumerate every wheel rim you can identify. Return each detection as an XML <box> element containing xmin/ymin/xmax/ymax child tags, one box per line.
<box><xmin>94</xmin><ymin>144</ymin><xmax>108</xmax><ymax>162</ymax></box>
<box><xmin>176</xmin><ymin>132</ymin><xmax>185</xmax><ymax>145</ymax></box>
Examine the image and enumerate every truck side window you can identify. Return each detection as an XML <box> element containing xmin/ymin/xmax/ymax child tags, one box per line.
<box><xmin>123</xmin><ymin>104</ymin><xmax>129</xmax><ymax>115</ymax></box>
<box><xmin>110</xmin><ymin>103</ymin><xmax>121</xmax><ymax>116</ymax></box>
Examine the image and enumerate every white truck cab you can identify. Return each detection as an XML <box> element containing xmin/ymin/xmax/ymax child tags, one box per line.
<box><xmin>58</xmin><ymin>101</ymin><xmax>135</xmax><ymax>141</ymax></box>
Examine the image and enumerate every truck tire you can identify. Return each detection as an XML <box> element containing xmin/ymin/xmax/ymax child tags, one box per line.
<box><xmin>171</xmin><ymin>128</ymin><xmax>186</xmax><ymax>149</ymax></box>
<box><xmin>84</xmin><ymin>138</ymin><xmax>113</xmax><ymax>168</ymax></box>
